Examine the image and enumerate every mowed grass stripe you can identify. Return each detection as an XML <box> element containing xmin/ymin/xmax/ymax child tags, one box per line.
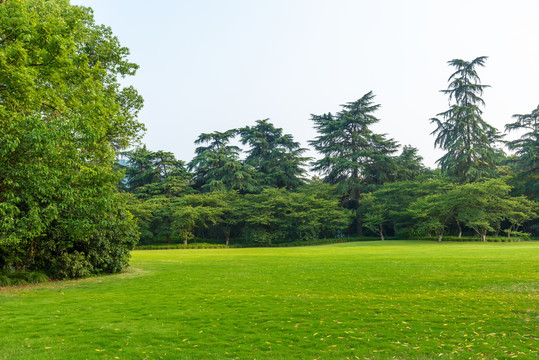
<box><xmin>1</xmin><ymin>241</ymin><xmax>537</xmax><ymax>359</ymax></box>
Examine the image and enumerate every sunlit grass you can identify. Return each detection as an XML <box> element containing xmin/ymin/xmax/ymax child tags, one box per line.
<box><xmin>1</xmin><ymin>241</ymin><xmax>537</xmax><ymax>359</ymax></box>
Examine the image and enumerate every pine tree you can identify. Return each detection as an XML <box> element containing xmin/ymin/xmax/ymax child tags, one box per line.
<box><xmin>431</xmin><ymin>56</ymin><xmax>503</xmax><ymax>182</ymax></box>
<box><xmin>309</xmin><ymin>91</ymin><xmax>398</xmax><ymax>236</ymax></box>
<box><xmin>239</xmin><ymin>120</ymin><xmax>309</xmax><ymax>190</ymax></box>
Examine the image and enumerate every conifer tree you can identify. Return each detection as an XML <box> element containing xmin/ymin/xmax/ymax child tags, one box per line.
<box><xmin>309</xmin><ymin>92</ymin><xmax>398</xmax><ymax>236</ymax></box>
<box><xmin>431</xmin><ymin>56</ymin><xmax>503</xmax><ymax>182</ymax></box>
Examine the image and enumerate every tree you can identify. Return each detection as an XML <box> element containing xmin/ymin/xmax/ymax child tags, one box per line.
<box><xmin>505</xmin><ymin>104</ymin><xmax>539</xmax><ymax>200</ymax></box>
<box><xmin>503</xmin><ymin>196</ymin><xmax>537</xmax><ymax>239</ymax></box>
<box><xmin>361</xmin><ymin>193</ymin><xmax>388</xmax><ymax>240</ymax></box>
<box><xmin>237</xmin><ymin>186</ymin><xmax>349</xmax><ymax>245</ymax></box>
<box><xmin>309</xmin><ymin>92</ymin><xmax>399</xmax><ymax>236</ymax></box>
<box><xmin>171</xmin><ymin>193</ymin><xmax>225</xmax><ymax>245</ymax></box>
<box><xmin>122</xmin><ymin>147</ymin><xmax>191</xmax><ymax>198</ymax></box>
<box><xmin>431</xmin><ymin>56</ymin><xmax>503</xmax><ymax>183</ymax></box>
<box><xmin>453</xmin><ymin>179</ymin><xmax>537</xmax><ymax>241</ymax></box>
<box><xmin>408</xmin><ymin>190</ymin><xmax>456</xmax><ymax>242</ymax></box>
<box><xmin>188</xmin><ymin>130</ymin><xmax>258</xmax><ymax>193</ymax></box>
<box><xmin>239</xmin><ymin>119</ymin><xmax>309</xmax><ymax>190</ymax></box>
<box><xmin>0</xmin><ymin>0</ymin><xmax>143</xmax><ymax>277</ymax></box>
<box><xmin>393</xmin><ymin>145</ymin><xmax>428</xmax><ymax>181</ymax></box>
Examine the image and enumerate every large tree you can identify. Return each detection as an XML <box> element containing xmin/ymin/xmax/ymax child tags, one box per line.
<box><xmin>431</xmin><ymin>56</ymin><xmax>503</xmax><ymax>182</ymax></box>
<box><xmin>188</xmin><ymin>130</ymin><xmax>258</xmax><ymax>193</ymax></box>
<box><xmin>239</xmin><ymin>119</ymin><xmax>309</xmax><ymax>190</ymax></box>
<box><xmin>309</xmin><ymin>91</ymin><xmax>399</xmax><ymax>236</ymax></box>
<box><xmin>0</xmin><ymin>0</ymin><xmax>143</xmax><ymax>277</ymax></box>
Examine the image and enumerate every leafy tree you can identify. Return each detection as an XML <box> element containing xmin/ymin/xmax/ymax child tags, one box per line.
<box><xmin>239</xmin><ymin>119</ymin><xmax>309</xmax><ymax>190</ymax></box>
<box><xmin>283</xmin><ymin>184</ymin><xmax>351</xmax><ymax>241</ymax></box>
<box><xmin>0</xmin><ymin>0</ymin><xmax>143</xmax><ymax>277</ymax></box>
<box><xmin>503</xmin><ymin>196</ymin><xmax>538</xmax><ymax>238</ymax></box>
<box><xmin>408</xmin><ymin>190</ymin><xmax>457</xmax><ymax>242</ymax></box>
<box><xmin>453</xmin><ymin>179</ymin><xmax>537</xmax><ymax>241</ymax></box>
<box><xmin>360</xmin><ymin>193</ymin><xmax>388</xmax><ymax>240</ymax></box>
<box><xmin>431</xmin><ymin>56</ymin><xmax>503</xmax><ymax>182</ymax></box>
<box><xmin>362</xmin><ymin>175</ymin><xmax>452</xmax><ymax>239</ymax></box>
<box><xmin>309</xmin><ymin>92</ymin><xmax>399</xmax><ymax>236</ymax></box>
<box><xmin>124</xmin><ymin>194</ymin><xmax>159</xmax><ymax>244</ymax></box>
<box><xmin>408</xmin><ymin>177</ymin><xmax>537</xmax><ymax>241</ymax></box>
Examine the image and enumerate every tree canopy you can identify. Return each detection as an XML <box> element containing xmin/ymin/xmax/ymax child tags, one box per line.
<box><xmin>0</xmin><ymin>0</ymin><xmax>143</xmax><ymax>277</ymax></box>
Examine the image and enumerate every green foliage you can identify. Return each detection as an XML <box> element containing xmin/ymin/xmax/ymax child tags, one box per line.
<box><xmin>431</xmin><ymin>56</ymin><xmax>503</xmax><ymax>182</ymax></box>
<box><xmin>309</xmin><ymin>92</ymin><xmax>401</xmax><ymax>236</ymax></box>
<box><xmin>239</xmin><ymin>119</ymin><xmax>309</xmax><ymax>190</ymax></box>
<box><xmin>0</xmin><ymin>270</ymin><xmax>48</xmax><ymax>286</ymax></box>
<box><xmin>0</xmin><ymin>0</ymin><xmax>142</xmax><ymax>278</ymax></box>
<box><xmin>189</xmin><ymin>130</ymin><xmax>259</xmax><ymax>193</ymax></box>
<box><xmin>238</xmin><ymin>184</ymin><xmax>350</xmax><ymax>244</ymax></box>
<box><xmin>408</xmin><ymin>177</ymin><xmax>537</xmax><ymax>241</ymax></box>
<box><xmin>505</xmin><ymin>104</ymin><xmax>539</xmax><ymax>200</ymax></box>
<box><xmin>310</xmin><ymin>91</ymin><xmax>399</xmax><ymax>186</ymax></box>
<box><xmin>121</xmin><ymin>146</ymin><xmax>191</xmax><ymax>198</ymax></box>
<box><xmin>0</xmin><ymin>274</ymin><xmax>10</xmax><ymax>286</ymax></box>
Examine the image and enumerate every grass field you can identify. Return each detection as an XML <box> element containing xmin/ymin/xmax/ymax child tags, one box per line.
<box><xmin>1</xmin><ymin>241</ymin><xmax>537</xmax><ymax>359</ymax></box>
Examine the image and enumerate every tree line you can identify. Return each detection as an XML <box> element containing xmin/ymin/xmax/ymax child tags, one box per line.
<box><xmin>121</xmin><ymin>57</ymin><xmax>537</xmax><ymax>246</ymax></box>
<box><xmin>1</xmin><ymin>0</ymin><xmax>537</xmax><ymax>280</ymax></box>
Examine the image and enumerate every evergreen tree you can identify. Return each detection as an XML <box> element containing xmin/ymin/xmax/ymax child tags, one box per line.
<box><xmin>188</xmin><ymin>130</ymin><xmax>258</xmax><ymax>193</ymax></box>
<box><xmin>505</xmin><ymin>104</ymin><xmax>539</xmax><ymax>200</ymax></box>
<box><xmin>309</xmin><ymin>92</ymin><xmax>399</xmax><ymax>236</ymax></box>
<box><xmin>122</xmin><ymin>146</ymin><xmax>191</xmax><ymax>198</ymax></box>
<box><xmin>239</xmin><ymin>120</ymin><xmax>309</xmax><ymax>190</ymax></box>
<box><xmin>431</xmin><ymin>56</ymin><xmax>503</xmax><ymax>182</ymax></box>
<box><xmin>394</xmin><ymin>145</ymin><xmax>428</xmax><ymax>181</ymax></box>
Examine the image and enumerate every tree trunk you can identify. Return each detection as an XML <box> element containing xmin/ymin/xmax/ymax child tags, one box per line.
<box><xmin>481</xmin><ymin>232</ymin><xmax>486</xmax><ymax>242</ymax></box>
<box><xmin>379</xmin><ymin>224</ymin><xmax>384</xmax><ymax>241</ymax></box>
<box><xmin>456</xmin><ymin>219</ymin><xmax>462</xmax><ymax>238</ymax></box>
<box><xmin>225</xmin><ymin>229</ymin><xmax>230</xmax><ymax>246</ymax></box>
<box><xmin>438</xmin><ymin>234</ymin><xmax>443</xmax><ymax>242</ymax></box>
<box><xmin>184</xmin><ymin>234</ymin><xmax>188</xmax><ymax>245</ymax></box>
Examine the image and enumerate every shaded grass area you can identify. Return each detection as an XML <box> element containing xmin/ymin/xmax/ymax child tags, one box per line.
<box><xmin>1</xmin><ymin>241</ymin><xmax>537</xmax><ymax>359</ymax></box>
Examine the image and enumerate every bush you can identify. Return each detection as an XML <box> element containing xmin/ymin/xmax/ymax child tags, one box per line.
<box><xmin>0</xmin><ymin>275</ymin><xmax>11</xmax><ymax>286</ymax></box>
<box><xmin>24</xmin><ymin>271</ymin><xmax>50</xmax><ymax>284</ymax></box>
<box><xmin>0</xmin><ymin>270</ymin><xmax>49</xmax><ymax>287</ymax></box>
<box><xmin>49</xmin><ymin>252</ymin><xmax>93</xmax><ymax>280</ymax></box>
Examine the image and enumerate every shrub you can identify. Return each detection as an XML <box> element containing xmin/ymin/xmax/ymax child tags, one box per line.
<box><xmin>0</xmin><ymin>275</ymin><xmax>11</xmax><ymax>287</ymax></box>
<box><xmin>24</xmin><ymin>271</ymin><xmax>49</xmax><ymax>284</ymax></box>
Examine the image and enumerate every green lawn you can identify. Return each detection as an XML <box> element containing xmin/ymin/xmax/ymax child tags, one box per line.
<box><xmin>1</xmin><ymin>241</ymin><xmax>537</xmax><ymax>359</ymax></box>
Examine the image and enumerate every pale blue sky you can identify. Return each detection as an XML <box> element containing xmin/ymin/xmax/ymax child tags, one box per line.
<box><xmin>72</xmin><ymin>0</ymin><xmax>539</xmax><ymax>168</ymax></box>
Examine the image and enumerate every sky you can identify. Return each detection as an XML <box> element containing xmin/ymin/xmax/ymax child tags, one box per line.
<box><xmin>71</xmin><ymin>0</ymin><xmax>539</xmax><ymax>169</ymax></box>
